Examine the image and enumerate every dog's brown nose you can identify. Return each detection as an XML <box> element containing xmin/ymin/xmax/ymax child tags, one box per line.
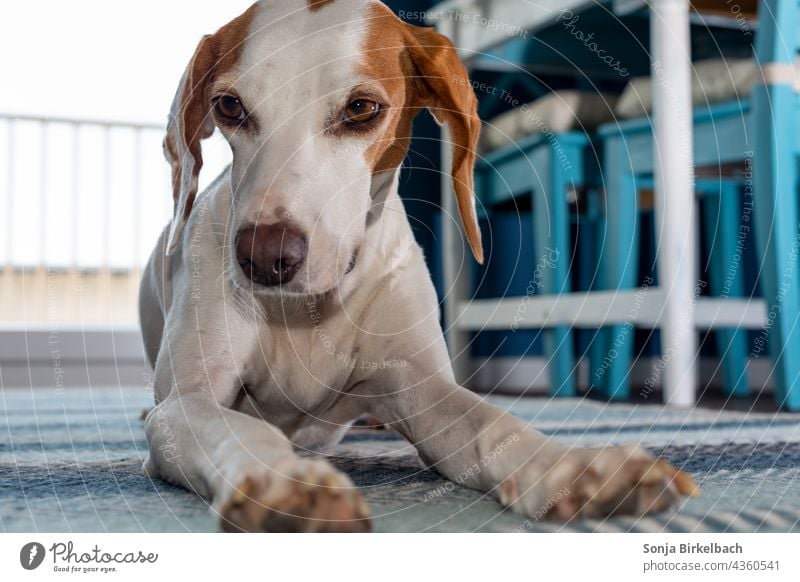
<box><xmin>236</xmin><ymin>224</ymin><xmax>307</xmax><ymax>287</ymax></box>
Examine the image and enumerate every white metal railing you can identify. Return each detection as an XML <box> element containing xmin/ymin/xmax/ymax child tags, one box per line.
<box><xmin>1</xmin><ymin>113</ymin><xmax>230</xmax><ymax>272</ymax></box>
<box><xmin>0</xmin><ymin>112</ymin><xmax>230</xmax><ymax>324</ymax></box>
<box><xmin>1</xmin><ymin>113</ymin><xmax>169</xmax><ymax>272</ymax></box>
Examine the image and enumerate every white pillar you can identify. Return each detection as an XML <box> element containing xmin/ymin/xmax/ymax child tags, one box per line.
<box><xmin>650</xmin><ymin>0</ymin><xmax>698</xmax><ymax>407</ymax></box>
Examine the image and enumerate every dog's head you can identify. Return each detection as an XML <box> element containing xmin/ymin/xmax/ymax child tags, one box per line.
<box><xmin>164</xmin><ymin>0</ymin><xmax>482</xmax><ymax>296</ymax></box>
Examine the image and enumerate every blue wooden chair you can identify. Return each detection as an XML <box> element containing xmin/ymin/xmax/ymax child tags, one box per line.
<box><xmin>475</xmin><ymin>130</ymin><xmax>600</xmax><ymax>397</ymax></box>
<box><xmin>750</xmin><ymin>0</ymin><xmax>800</xmax><ymax>410</ymax></box>
<box><xmin>593</xmin><ymin>0</ymin><xmax>800</xmax><ymax>410</ymax></box>
<box><xmin>699</xmin><ymin>178</ymin><xmax>750</xmax><ymax>398</ymax></box>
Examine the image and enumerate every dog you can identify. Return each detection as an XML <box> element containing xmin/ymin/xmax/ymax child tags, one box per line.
<box><xmin>139</xmin><ymin>0</ymin><xmax>698</xmax><ymax>532</ymax></box>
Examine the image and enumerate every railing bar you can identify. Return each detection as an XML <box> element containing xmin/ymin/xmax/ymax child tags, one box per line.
<box><xmin>39</xmin><ymin>121</ymin><xmax>48</xmax><ymax>269</ymax></box>
<box><xmin>102</xmin><ymin>125</ymin><xmax>112</xmax><ymax>270</ymax></box>
<box><xmin>6</xmin><ymin>119</ymin><xmax>15</xmax><ymax>270</ymax></box>
<box><xmin>0</xmin><ymin>112</ymin><xmax>163</xmax><ymax>132</ymax></box>
<box><xmin>1</xmin><ymin>115</ymin><xmax>172</xmax><ymax>274</ymax></box>
<box><xmin>133</xmin><ymin>128</ymin><xmax>143</xmax><ymax>268</ymax></box>
<box><xmin>71</xmin><ymin>123</ymin><xmax>80</xmax><ymax>271</ymax></box>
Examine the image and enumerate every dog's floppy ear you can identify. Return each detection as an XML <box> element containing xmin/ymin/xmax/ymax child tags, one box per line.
<box><xmin>403</xmin><ymin>25</ymin><xmax>483</xmax><ymax>264</ymax></box>
<box><xmin>162</xmin><ymin>5</ymin><xmax>256</xmax><ymax>255</ymax></box>
<box><xmin>163</xmin><ymin>35</ymin><xmax>217</xmax><ymax>255</ymax></box>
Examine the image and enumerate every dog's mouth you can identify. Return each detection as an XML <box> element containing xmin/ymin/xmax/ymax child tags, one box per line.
<box><xmin>344</xmin><ymin>247</ymin><xmax>360</xmax><ymax>275</ymax></box>
<box><xmin>231</xmin><ymin>247</ymin><xmax>361</xmax><ymax>297</ymax></box>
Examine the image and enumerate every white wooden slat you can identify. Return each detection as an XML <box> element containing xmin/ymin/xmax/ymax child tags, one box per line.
<box><xmin>456</xmin><ymin>292</ymin><xmax>767</xmax><ymax>330</ymax></box>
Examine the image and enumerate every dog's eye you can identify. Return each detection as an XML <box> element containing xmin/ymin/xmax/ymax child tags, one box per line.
<box><xmin>343</xmin><ymin>100</ymin><xmax>381</xmax><ymax>125</ymax></box>
<box><xmin>213</xmin><ymin>95</ymin><xmax>246</xmax><ymax>122</ymax></box>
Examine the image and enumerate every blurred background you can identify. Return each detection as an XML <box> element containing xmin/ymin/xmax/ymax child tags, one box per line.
<box><xmin>0</xmin><ymin>1</ymin><xmax>254</xmax><ymax>386</ymax></box>
<box><xmin>0</xmin><ymin>0</ymin><xmax>245</xmax><ymax>325</ymax></box>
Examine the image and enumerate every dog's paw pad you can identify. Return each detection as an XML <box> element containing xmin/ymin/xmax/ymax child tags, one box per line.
<box><xmin>219</xmin><ymin>460</ymin><xmax>371</xmax><ymax>532</ymax></box>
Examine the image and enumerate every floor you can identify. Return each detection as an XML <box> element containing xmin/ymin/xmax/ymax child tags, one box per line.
<box><xmin>2</xmin><ymin>387</ymin><xmax>799</xmax><ymax>532</ymax></box>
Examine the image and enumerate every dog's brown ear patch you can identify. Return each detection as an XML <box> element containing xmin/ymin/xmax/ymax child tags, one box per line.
<box><xmin>308</xmin><ymin>0</ymin><xmax>336</xmax><ymax>12</ymax></box>
<box><xmin>360</xmin><ymin>4</ymin><xmax>484</xmax><ymax>264</ymax></box>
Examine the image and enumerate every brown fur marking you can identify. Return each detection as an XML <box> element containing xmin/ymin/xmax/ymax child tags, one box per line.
<box><xmin>360</xmin><ymin>4</ymin><xmax>484</xmax><ymax>263</ymax></box>
<box><xmin>308</xmin><ymin>0</ymin><xmax>336</xmax><ymax>12</ymax></box>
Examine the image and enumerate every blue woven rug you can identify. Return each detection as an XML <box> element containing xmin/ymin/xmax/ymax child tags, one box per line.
<box><xmin>2</xmin><ymin>388</ymin><xmax>799</xmax><ymax>532</ymax></box>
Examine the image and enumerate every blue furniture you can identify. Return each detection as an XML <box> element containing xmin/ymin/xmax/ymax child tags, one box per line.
<box><xmin>475</xmin><ymin>131</ymin><xmax>600</xmax><ymax>396</ymax></box>
<box><xmin>700</xmin><ymin>179</ymin><xmax>750</xmax><ymax>398</ymax></box>
<box><xmin>751</xmin><ymin>0</ymin><xmax>800</xmax><ymax>410</ymax></box>
<box><xmin>472</xmin><ymin>212</ymin><xmax>546</xmax><ymax>369</ymax></box>
<box><xmin>594</xmin><ymin>103</ymin><xmax>756</xmax><ymax>400</ymax></box>
<box><xmin>435</xmin><ymin>0</ymin><xmax>800</xmax><ymax>409</ymax></box>
<box><xmin>595</xmin><ymin>0</ymin><xmax>800</xmax><ymax>412</ymax></box>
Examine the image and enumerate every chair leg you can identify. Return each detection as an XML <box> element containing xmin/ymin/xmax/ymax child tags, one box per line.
<box><xmin>589</xmin><ymin>214</ymin><xmax>611</xmax><ymax>394</ymax></box>
<box><xmin>593</xmin><ymin>138</ymin><xmax>639</xmax><ymax>400</ymax></box>
<box><xmin>574</xmin><ymin>190</ymin><xmax>598</xmax><ymax>363</ymax></box>
<box><xmin>752</xmin><ymin>82</ymin><xmax>800</xmax><ymax>410</ymax></box>
<box><xmin>702</xmin><ymin>184</ymin><xmax>749</xmax><ymax>397</ymax></box>
<box><xmin>533</xmin><ymin>147</ymin><xmax>575</xmax><ymax>397</ymax></box>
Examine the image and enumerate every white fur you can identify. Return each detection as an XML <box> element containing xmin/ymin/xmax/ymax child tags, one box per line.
<box><xmin>140</xmin><ymin>0</ymin><xmax>692</xmax><ymax>531</ymax></box>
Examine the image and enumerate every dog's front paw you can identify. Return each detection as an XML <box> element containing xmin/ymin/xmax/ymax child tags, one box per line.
<box><xmin>217</xmin><ymin>458</ymin><xmax>371</xmax><ymax>532</ymax></box>
<box><xmin>503</xmin><ymin>445</ymin><xmax>699</xmax><ymax>521</ymax></box>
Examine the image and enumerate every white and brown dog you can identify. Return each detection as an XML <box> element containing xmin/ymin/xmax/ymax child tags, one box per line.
<box><xmin>139</xmin><ymin>0</ymin><xmax>697</xmax><ymax>532</ymax></box>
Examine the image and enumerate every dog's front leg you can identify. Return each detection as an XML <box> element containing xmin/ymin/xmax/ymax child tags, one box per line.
<box><xmin>358</xmin><ymin>362</ymin><xmax>698</xmax><ymax>521</ymax></box>
<box><xmin>144</xmin><ymin>346</ymin><xmax>370</xmax><ymax>532</ymax></box>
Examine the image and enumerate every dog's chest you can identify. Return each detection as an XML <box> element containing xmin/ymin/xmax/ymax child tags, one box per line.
<box><xmin>238</xmin><ymin>310</ymin><xmax>363</xmax><ymax>429</ymax></box>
